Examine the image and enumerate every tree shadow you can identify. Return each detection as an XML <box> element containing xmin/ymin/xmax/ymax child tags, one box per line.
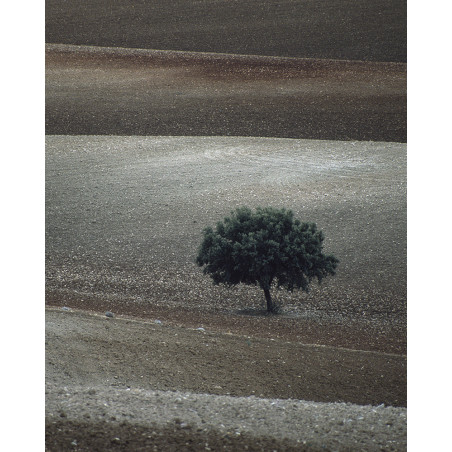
<box><xmin>235</xmin><ymin>307</ymin><xmax>281</xmax><ymax>317</ymax></box>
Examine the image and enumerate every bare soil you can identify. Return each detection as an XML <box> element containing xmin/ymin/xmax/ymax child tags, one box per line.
<box><xmin>45</xmin><ymin>308</ymin><xmax>406</xmax><ymax>451</ymax></box>
<box><xmin>45</xmin><ymin>0</ymin><xmax>406</xmax><ymax>63</ymax></box>
<box><xmin>45</xmin><ymin>136</ymin><xmax>406</xmax><ymax>450</ymax></box>
<box><xmin>45</xmin><ymin>2</ymin><xmax>406</xmax><ymax>446</ymax></box>
<box><xmin>45</xmin><ymin>44</ymin><xmax>406</xmax><ymax>142</ymax></box>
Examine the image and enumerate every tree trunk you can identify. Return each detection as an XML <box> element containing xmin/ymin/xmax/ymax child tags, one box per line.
<box><xmin>263</xmin><ymin>287</ymin><xmax>275</xmax><ymax>314</ymax></box>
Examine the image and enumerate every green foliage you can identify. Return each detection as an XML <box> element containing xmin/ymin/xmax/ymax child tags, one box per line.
<box><xmin>196</xmin><ymin>207</ymin><xmax>339</xmax><ymax>313</ymax></box>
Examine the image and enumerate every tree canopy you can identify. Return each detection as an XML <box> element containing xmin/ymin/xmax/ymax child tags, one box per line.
<box><xmin>196</xmin><ymin>206</ymin><xmax>339</xmax><ymax>313</ymax></box>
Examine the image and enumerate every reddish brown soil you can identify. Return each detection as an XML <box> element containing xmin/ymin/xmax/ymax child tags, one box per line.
<box><xmin>46</xmin><ymin>293</ymin><xmax>405</xmax><ymax>356</ymax></box>
<box><xmin>45</xmin><ymin>45</ymin><xmax>406</xmax><ymax>142</ymax></box>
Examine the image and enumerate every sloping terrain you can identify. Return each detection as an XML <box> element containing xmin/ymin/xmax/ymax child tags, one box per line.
<box><xmin>46</xmin><ymin>44</ymin><xmax>406</xmax><ymax>141</ymax></box>
<box><xmin>45</xmin><ymin>0</ymin><xmax>407</xmax><ymax>62</ymax></box>
<box><xmin>45</xmin><ymin>1</ymin><xmax>407</xmax><ymax>450</ymax></box>
<box><xmin>45</xmin><ymin>136</ymin><xmax>406</xmax><ymax>334</ymax></box>
<box><xmin>46</xmin><ymin>308</ymin><xmax>406</xmax><ymax>451</ymax></box>
<box><xmin>45</xmin><ymin>136</ymin><xmax>406</xmax><ymax>449</ymax></box>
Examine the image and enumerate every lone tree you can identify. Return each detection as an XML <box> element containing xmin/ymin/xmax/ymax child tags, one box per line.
<box><xmin>196</xmin><ymin>207</ymin><xmax>339</xmax><ymax>314</ymax></box>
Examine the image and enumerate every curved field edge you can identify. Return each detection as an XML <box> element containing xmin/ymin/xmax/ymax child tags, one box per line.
<box><xmin>45</xmin><ymin>0</ymin><xmax>406</xmax><ymax>63</ymax></box>
<box><xmin>46</xmin><ymin>308</ymin><xmax>407</xmax><ymax>407</ymax></box>
<box><xmin>46</xmin><ymin>383</ymin><xmax>407</xmax><ymax>451</ymax></box>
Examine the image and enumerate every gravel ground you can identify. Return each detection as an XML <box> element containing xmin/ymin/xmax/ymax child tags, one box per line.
<box><xmin>45</xmin><ymin>308</ymin><xmax>406</xmax><ymax>451</ymax></box>
<box><xmin>45</xmin><ymin>136</ymin><xmax>406</xmax><ymax>450</ymax></box>
<box><xmin>46</xmin><ymin>136</ymin><xmax>406</xmax><ymax>331</ymax></box>
<box><xmin>45</xmin><ymin>3</ymin><xmax>407</xmax><ymax>446</ymax></box>
<box><xmin>46</xmin><ymin>385</ymin><xmax>406</xmax><ymax>451</ymax></box>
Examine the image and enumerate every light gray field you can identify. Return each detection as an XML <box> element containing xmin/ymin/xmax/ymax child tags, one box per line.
<box><xmin>45</xmin><ymin>135</ymin><xmax>407</xmax><ymax>450</ymax></box>
<box><xmin>46</xmin><ymin>135</ymin><xmax>406</xmax><ymax>326</ymax></box>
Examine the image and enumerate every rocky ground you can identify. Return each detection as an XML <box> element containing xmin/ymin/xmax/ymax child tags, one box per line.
<box><xmin>45</xmin><ymin>308</ymin><xmax>406</xmax><ymax>451</ymax></box>
<box><xmin>45</xmin><ymin>1</ymin><xmax>406</xmax><ymax>449</ymax></box>
<box><xmin>45</xmin><ymin>136</ymin><xmax>406</xmax><ymax>450</ymax></box>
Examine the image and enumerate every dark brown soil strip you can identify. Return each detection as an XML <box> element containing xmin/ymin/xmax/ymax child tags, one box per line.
<box><xmin>45</xmin><ymin>0</ymin><xmax>406</xmax><ymax>63</ymax></box>
<box><xmin>45</xmin><ymin>45</ymin><xmax>406</xmax><ymax>141</ymax></box>
<box><xmin>45</xmin><ymin>420</ymin><xmax>313</xmax><ymax>452</ymax></box>
<box><xmin>46</xmin><ymin>292</ymin><xmax>406</xmax><ymax>356</ymax></box>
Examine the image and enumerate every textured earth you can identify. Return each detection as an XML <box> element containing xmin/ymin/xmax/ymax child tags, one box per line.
<box><xmin>46</xmin><ymin>308</ymin><xmax>406</xmax><ymax>451</ymax></box>
<box><xmin>45</xmin><ymin>0</ymin><xmax>406</xmax><ymax>450</ymax></box>
<box><xmin>45</xmin><ymin>136</ymin><xmax>406</xmax><ymax>450</ymax></box>
<box><xmin>45</xmin><ymin>136</ymin><xmax>406</xmax><ymax>335</ymax></box>
<box><xmin>45</xmin><ymin>44</ymin><xmax>406</xmax><ymax>142</ymax></box>
<box><xmin>45</xmin><ymin>0</ymin><xmax>407</xmax><ymax>62</ymax></box>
